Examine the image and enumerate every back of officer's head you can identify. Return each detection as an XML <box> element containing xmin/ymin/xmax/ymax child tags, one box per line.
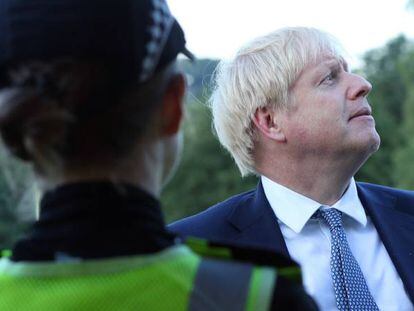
<box><xmin>0</xmin><ymin>0</ymin><xmax>190</xmax><ymax>178</ymax></box>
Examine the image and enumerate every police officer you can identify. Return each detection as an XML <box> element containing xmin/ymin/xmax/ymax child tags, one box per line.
<box><xmin>0</xmin><ymin>0</ymin><xmax>317</xmax><ymax>310</ymax></box>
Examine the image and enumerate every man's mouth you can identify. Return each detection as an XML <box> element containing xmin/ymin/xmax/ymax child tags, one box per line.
<box><xmin>349</xmin><ymin>107</ymin><xmax>373</xmax><ymax>121</ymax></box>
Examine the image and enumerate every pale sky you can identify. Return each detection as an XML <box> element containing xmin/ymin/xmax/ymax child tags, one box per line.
<box><xmin>169</xmin><ymin>0</ymin><xmax>414</xmax><ymax>65</ymax></box>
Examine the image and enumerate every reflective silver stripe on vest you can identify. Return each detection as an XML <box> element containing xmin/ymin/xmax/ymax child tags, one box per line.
<box><xmin>188</xmin><ymin>258</ymin><xmax>253</xmax><ymax>311</ymax></box>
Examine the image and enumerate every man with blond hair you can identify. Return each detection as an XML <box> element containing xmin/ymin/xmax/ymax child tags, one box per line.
<box><xmin>171</xmin><ymin>27</ymin><xmax>414</xmax><ymax>310</ymax></box>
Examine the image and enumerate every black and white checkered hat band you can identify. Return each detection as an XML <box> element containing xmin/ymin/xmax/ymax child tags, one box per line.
<box><xmin>139</xmin><ymin>0</ymin><xmax>174</xmax><ymax>82</ymax></box>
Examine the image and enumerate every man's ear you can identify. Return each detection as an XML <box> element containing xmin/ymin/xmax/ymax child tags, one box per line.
<box><xmin>160</xmin><ymin>73</ymin><xmax>186</xmax><ymax>136</ymax></box>
<box><xmin>252</xmin><ymin>106</ymin><xmax>286</xmax><ymax>142</ymax></box>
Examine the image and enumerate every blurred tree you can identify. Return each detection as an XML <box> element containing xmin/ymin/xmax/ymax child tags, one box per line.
<box><xmin>391</xmin><ymin>46</ymin><xmax>414</xmax><ymax>188</ymax></box>
<box><xmin>163</xmin><ymin>59</ymin><xmax>258</xmax><ymax>222</ymax></box>
<box><xmin>356</xmin><ymin>35</ymin><xmax>411</xmax><ymax>186</ymax></box>
<box><xmin>162</xmin><ymin>98</ymin><xmax>258</xmax><ymax>223</ymax></box>
<box><xmin>178</xmin><ymin>58</ymin><xmax>219</xmax><ymax>100</ymax></box>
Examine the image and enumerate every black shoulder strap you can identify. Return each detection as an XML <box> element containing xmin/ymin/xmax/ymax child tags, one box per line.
<box><xmin>185</xmin><ymin>237</ymin><xmax>301</xmax><ymax>282</ymax></box>
<box><xmin>188</xmin><ymin>256</ymin><xmax>257</xmax><ymax>310</ymax></box>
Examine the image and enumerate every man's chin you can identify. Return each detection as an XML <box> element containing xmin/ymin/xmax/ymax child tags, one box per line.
<box><xmin>367</xmin><ymin>131</ymin><xmax>381</xmax><ymax>153</ymax></box>
<box><xmin>354</xmin><ymin>132</ymin><xmax>381</xmax><ymax>158</ymax></box>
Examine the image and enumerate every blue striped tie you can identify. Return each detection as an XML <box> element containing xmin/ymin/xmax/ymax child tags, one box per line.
<box><xmin>319</xmin><ymin>208</ymin><xmax>379</xmax><ymax>311</ymax></box>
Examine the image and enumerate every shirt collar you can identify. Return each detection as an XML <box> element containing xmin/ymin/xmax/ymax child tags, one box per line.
<box><xmin>261</xmin><ymin>176</ymin><xmax>367</xmax><ymax>234</ymax></box>
<box><xmin>331</xmin><ymin>178</ymin><xmax>367</xmax><ymax>227</ymax></box>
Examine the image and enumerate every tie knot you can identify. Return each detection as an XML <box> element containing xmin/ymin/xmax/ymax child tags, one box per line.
<box><xmin>317</xmin><ymin>208</ymin><xmax>343</xmax><ymax>230</ymax></box>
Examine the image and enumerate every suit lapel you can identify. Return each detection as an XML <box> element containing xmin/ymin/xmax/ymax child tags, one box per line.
<box><xmin>357</xmin><ymin>183</ymin><xmax>414</xmax><ymax>303</ymax></box>
<box><xmin>226</xmin><ymin>181</ymin><xmax>290</xmax><ymax>257</ymax></box>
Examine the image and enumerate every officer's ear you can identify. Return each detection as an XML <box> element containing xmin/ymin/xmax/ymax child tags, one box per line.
<box><xmin>253</xmin><ymin>106</ymin><xmax>286</xmax><ymax>142</ymax></box>
<box><xmin>159</xmin><ymin>73</ymin><xmax>185</xmax><ymax>137</ymax></box>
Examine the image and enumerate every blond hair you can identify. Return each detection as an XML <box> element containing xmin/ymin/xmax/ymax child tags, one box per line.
<box><xmin>210</xmin><ymin>27</ymin><xmax>344</xmax><ymax>176</ymax></box>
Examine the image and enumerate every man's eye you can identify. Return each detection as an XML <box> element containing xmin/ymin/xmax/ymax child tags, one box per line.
<box><xmin>321</xmin><ymin>72</ymin><xmax>335</xmax><ymax>84</ymax></box>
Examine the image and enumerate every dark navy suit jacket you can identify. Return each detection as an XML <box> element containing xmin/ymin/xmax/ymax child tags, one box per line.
<box><xmin>169</xmin><ymin>182</ymin><xmax>414</xmax><ymax>303</ymax></box>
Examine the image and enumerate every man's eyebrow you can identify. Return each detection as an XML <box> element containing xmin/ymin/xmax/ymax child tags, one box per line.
<box><xmin>321</xmin><ymin>58</ymin><xmax>348</xmax><ymax>73</ymax></box>
<box><xmin>316</xmin><ymin>59</ymin><xmax>340</xmax><ymax>73</ymax></box>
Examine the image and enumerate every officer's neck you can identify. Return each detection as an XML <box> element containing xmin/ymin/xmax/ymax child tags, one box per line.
<box><xmin>35</xmin><ymin>139</ymin><xmax>177</xmax><ymax>199</ymax></box>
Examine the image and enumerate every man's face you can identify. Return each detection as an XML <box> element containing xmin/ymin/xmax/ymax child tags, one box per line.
<box><xmin>280</xmin><ymin>54</ymin><xmax>380</xmax><ymax>159</ymax></box>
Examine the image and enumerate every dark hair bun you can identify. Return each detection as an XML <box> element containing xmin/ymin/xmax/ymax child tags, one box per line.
<box><xmin>0</xmin><ymin>86</ymin><xmax>71</xmax><ymax>162</ymax></box>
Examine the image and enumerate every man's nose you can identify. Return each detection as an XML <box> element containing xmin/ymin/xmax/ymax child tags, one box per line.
<box><xmin>347</xmin><ymin>74</ymin><xmax>372</xmax><ymax>100</ymax></box>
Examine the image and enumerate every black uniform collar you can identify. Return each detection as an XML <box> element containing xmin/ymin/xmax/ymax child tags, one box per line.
<box><xmin>12</xmin><ymin>182</ymin><xmax>175</xmax><ymax>261</ymax></box>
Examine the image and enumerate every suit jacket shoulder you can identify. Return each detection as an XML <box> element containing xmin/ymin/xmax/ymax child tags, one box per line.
<box><xmin>357</xmin><ymin>181</ymin><xmax>414</xmax><ymax>303</ymax></box>
<box><xmin>357</xmin><ymin>182</ymin><xmax>414</xmax><ymax>215</ymax></box>
<box><xmin>169</xmin><ymin>189</ymin><xmax>256</xmax><ymax>242</ymax></box>
<box><xmin>169</xmin><ymin>182</ymin><xmax>288</xmax><ymax>253</ymax></box>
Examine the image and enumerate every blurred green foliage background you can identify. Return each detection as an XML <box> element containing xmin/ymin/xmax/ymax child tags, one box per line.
<box><xmin>0</xmin><ymin>35</ymin><xmax>414</xmax><ymax>249</ymax></box>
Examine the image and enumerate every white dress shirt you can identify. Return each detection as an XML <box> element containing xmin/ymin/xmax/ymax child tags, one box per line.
<box><xmin>261</xmin><ymin>176</ymin><xmax>413</xmax><ymax>311</ymax></box>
